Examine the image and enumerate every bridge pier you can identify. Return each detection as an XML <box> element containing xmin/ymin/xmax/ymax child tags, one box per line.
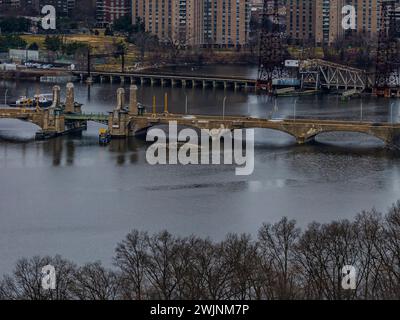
<box><xmin>296</xmin><ymin>136</ymin><xmax>315</xmax><ymax>145</ymax></box>
<box><xmin>64</xmin><ymin>83</ymin><xmax>75</xmax><ymax>113</ymax></box>
<box><xmin>129</xmin><ymin>85</ymin><xmax>138</xmax><ymax>115</ymax></box>
<box><xmin>109</xmin><ymin>88</ymin><xmax>129</xmax><ymax>137</ymax></box>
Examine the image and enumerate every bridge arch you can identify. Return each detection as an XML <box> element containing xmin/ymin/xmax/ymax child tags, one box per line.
<box><xmin>0</xmin><ymin>117</ymin><xmax>42</xmax><ymax>129</ymax></box>
<box><xmin>242</xmin><ymin>126</ymin><xmax>298</xmax><ymax>140</ymax></box>
<box><xmin>239</xmin><ymin>124</ymin><xmax>392</xmax><ymax>146</ymax></box>
<box><xmin>130</xmin><ymin>122</ymin><xmax>206</xmax><ymax>138</ymax></box>
<box><xmin>307</xmin><ymin>129</ymin><xmax>390</xmax><ymax>146</ymax></box>
<box><xmin>0</xmin><ymin>118</ymin><xmax>42</xmax><ymax>140</ymax></box>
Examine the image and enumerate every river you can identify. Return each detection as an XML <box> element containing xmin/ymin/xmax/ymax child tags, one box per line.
<box><xmin>0</xmin><ymin>65</ymin><xmax>400</xmax><ymax>274</ymax></box>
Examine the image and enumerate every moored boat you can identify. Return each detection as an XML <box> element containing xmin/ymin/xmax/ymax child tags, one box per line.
<box><xmin>14</xmin><ymin>94</ymin><xmax>53</xmax><ymax>108</ymax></box>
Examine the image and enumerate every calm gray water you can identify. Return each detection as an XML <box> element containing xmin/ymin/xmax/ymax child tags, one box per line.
<box><xmin>1</xmin><ymin>66</ymin><xmax>400</xmax><ymax>274</ymax></box>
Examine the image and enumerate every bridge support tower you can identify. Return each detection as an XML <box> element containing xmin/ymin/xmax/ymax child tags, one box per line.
<box><xmin>257</xmin><ymin>0</ymin><xmax>288</xmax><ymax>93</ymax></box>
<box><xmin>373</xmin><ymin>0</ymin><xmax>400</xmax><ymax>97</ymax></box>
<box><xmin>108</xmin><ymin>88</ymin><xmax>130</xmax><ymax>137</ymax></box>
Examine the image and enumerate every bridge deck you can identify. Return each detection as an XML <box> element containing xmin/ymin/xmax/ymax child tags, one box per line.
<box><xmin>134</xmin><ymin>113</ymin><xmax>400</xmax><ymax>129</ymax></box>
<box><xmin>64</xmin><ymin>113</ymin><xmax>109</xmax><ymax>122</ymax></box>
<box><xmin>1</xmin><ymin>108</ymin><xmax>399</xmax><ymax>145</ymax></box>
<box><xmin>1</xmin><ymin>108</ymin><xmax>399</xmax><ymax>129</ymax></box>
<box><xmin>73</xmin><ymin>70</ymin><xmax>256</xmax><ymax>83</ymax></box>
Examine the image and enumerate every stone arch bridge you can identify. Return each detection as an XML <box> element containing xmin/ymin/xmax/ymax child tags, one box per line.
<box><xmin>1</xmin><ymin>84</ymin><xmax>400</xmax><ymax>148</ymax></box>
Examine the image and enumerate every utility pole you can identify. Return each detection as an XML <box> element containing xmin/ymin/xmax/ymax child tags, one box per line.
<box><xmin>87</xmin><ymin>45</ymin><xmax>91</xmax><ymax>78</ymax></box>
<box><xmin>121</xmin><ymin>51</ymin><xmax>125</xmax><ymax>73</ymax></box>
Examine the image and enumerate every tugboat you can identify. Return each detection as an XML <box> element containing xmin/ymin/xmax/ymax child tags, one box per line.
<box><xmin>98</xmin><ymin>128</ymin><xmax>111</xmax><ymax>145</ymax></box>
<box><xmin>14</xmin><ymin>93</ymin><xmax>53</xmax><ymax>108</ymax></box>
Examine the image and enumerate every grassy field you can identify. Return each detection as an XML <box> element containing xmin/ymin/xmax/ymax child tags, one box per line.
<box><xmin>21</xmin><ymin>33</ymin><xmax>139</xmax><ymax>68</ymax></box>
<box><xmin>21</xmin><ymin>34</ymin><xmax>130</xmax><ymax>53</ymax></box>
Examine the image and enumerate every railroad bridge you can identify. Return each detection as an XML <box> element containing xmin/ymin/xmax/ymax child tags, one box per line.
<box><xmin>73</xmin><ymin>70</ymin><xmax>257</xmax><ymax>90</ymax></box>
<box><xmin>299</xmin><ymin>59</ymin><xmax>372</xmax><ymax>91</ymax></box>
<box><xmin>72</xmin><ymin>58</ymin><xmax>371</xmax><ymax>92</ymax></box>
<box><xmin>1</xmin><ymin>84</ymin><xmax>400</xmax><ymax>148</ymax></box>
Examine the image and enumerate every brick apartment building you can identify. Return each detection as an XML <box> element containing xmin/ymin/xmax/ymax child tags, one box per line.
<box><xmin>96</xmin><ymin>0</ymin><xmax>131</xmax><ymax>25</ymax></box>
<box><xmin>286</xmin><ymin>0</ymin><xmax>380</xmax><ymax>46</ymax></box>
<box><xmin>131</xmin><ymin>0</ymin><xmax>250</xmax><ymax>47</ymax></box>
<box><xmin>0</xmin><ymin>0</ymin><xmax>76</xmax><ymax>16</ymax></box>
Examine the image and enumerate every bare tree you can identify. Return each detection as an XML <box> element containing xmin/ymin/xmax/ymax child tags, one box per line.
<box><xmin>0</xmin><ymin>255</ymin><xmax>76</xmax><ymax>300</ymax></box>
<box><xmin>143</xmin><ymin>231</ymin><xmax>180</xmax><ymax>299</ymax></box>
<box><xmin>195</xmin><ymin>239</ymin><xmax>234</xmax><ymax>300</ymax></box>
<box><xmin>221</xmin><ymin>233</ymin><xmax>259</xmax><ymax>300</ymax></box>
<box><xmin>72</xmin><ymin>262</ymin><xmax>121</xmax><ymax>300</ymax></box>
<box><xmin>114</xmin><ymin>230</ymin><xmax>149</xmax><ymax>300</ymax></box>
<box><xmin>376</xmin><ymin>201</ymin><xmax>400</xmax><ymax>298</ymax></box>
<box><xmin>353</xmin><ymin>210</ymin><xmax>386</xmax><ymax>299</ymax></box>
<box><xmin>258</xmin><ymin>217</ymin><xmax>301</xmax><ymax>299</ymax></box>
<box><xmin>294</xmin><ymin>220</ymin><xmax>359</xmax><ymax>300</ymax></box>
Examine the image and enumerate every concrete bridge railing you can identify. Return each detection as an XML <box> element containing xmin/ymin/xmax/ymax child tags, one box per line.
<box><xmin>124</xmin><ymin>114</ymin><xmax>400</xmax><ymax>149</ymax></box>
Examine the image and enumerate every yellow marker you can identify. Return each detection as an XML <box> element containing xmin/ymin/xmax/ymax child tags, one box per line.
<box><xmin>152</xmin><ymin>95</ymin><xmax>156</xmax><ymax>116</ymax></box>
<box><xmin>164</xmin><ymin>93</ymin><xmax>168</xmax><ymax>114</ymax></box>
<box><xmin>35</xmin><ymin>88</ymin><xmax>40</xmax><ymax>112</ymax></box>
<box><xmin>35</xmin><ymin>96</ymin><xmax>40</xmax><ymax>112</ymax></box>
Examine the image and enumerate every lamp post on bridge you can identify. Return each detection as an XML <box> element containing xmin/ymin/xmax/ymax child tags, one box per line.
<box><xmin>223</xmin><ymin>96</ymin><xmax>227</xmax><ymax>120</ymax></box>
<box><xmin>390</xmin><ymin>102</ymin><xmax>394</xmax><ymax>124</ymax></box>
<box><xmin>293</xmin><ymin>98</ymin><xmax>297</xmax><ymax>122</ymax></box>
<box><xmin>185</xmin><ymin>94</ymin><xmax>188</xmax><ymax>114</ymax></box>
<box><xmin>4</xmin><ymin>89</ymin><xmax>8</xmax><ymax>106</ymax></box>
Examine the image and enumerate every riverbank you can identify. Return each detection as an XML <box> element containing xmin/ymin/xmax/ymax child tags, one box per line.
<box><xmin>0</xmin><ymin>68</ymin><xmax>70</xmax><ymax>81</ymax></box>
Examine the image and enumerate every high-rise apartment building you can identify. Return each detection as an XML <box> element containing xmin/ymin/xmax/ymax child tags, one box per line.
<box><xmin>97</xmin><ymin>0</ymin><xmax>131</xmax><ymax>25</ymax></box>
<box><xmin>345</xmin><ymin>0</ymin><xmax>379</xmax><ymax>38</ymax></box>
<box><xmin>1</xmin><ymin>0</ymin><xmax>75</xmax><ymax>15</ymax></box>
<box><xmin>286</xmin><ymin>0</ymin><xmax>380</xmax><ymax>46</ymax></box>
<box><xmin>175</xmin><ymin>0</ymin><xmax>205</xmax><ymax>45</ymax></box>
<box><xmin>315</xmin><ymin>0</ymin><xmax>345</xmax><ymax>45</ymax></box>
<box><xmin>131</xmin><ymin>0</ymin><xmax>250</xmax><ymax>47</ymax></box>
<box><xmin>203</xmin><ymin>0</ymin><xmax>250</xmax><ymax>47</ymax></box>
<box><xmin>131</xmin><ymin>0</ymin><xmax>175</xmax><ymax>40</ymax></box>
<box><xmin>286</xmin><ymin>0</ymin><xmax>316</xmax><ymax>44</ymax></box>
<box><xmin>0</xmin><ymin>0</ymin><xmax>20</xmax><ymax>8</ymax></box>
